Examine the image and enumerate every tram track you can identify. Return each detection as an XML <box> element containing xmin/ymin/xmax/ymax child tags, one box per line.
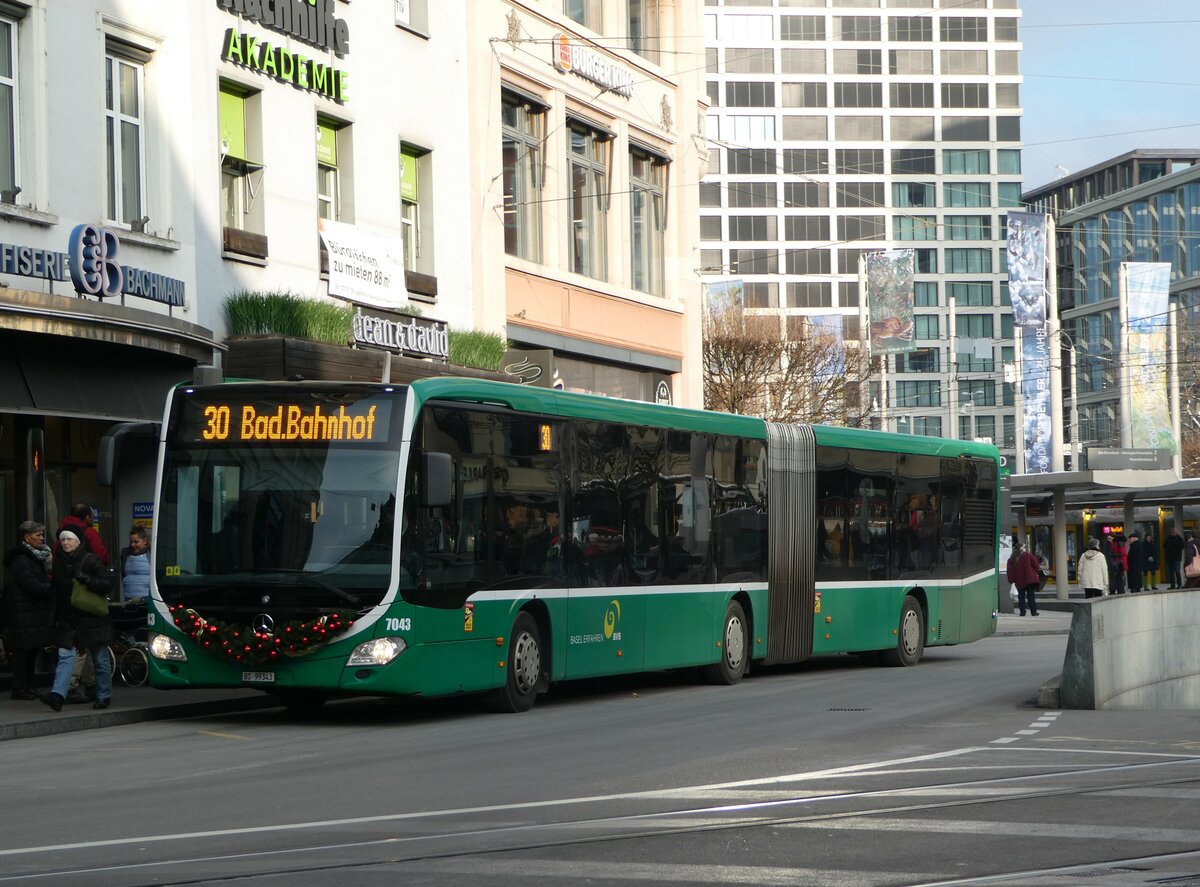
<box><xmin>7</xmin><ymin>752</ymin><xmax>1200</xmax><ymax>886</ymax></box>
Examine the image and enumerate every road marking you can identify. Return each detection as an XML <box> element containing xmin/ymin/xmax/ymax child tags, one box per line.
<box><xmin>783</xmin><ymin>816</ymin><xmax>1200</xmax><ymax>843</ymax></box>
<box><xmin>993</xmin><ymin>711</ymin><xmax>1060</xmax><ymax>743</ymax></box>
<box><xmin>2</xmin><ymin>745</ymin><xmax>1193</xmax><ymax>860</ymax></box>
<box><xmin>199</xmin><ymin>730</ymin><xmax>252</xmax><ymax>740</ymax></box>
<box><xmin>0</xmin><ymin>747</ymin><xmax>986</xmax><ymax>858</ymax></box>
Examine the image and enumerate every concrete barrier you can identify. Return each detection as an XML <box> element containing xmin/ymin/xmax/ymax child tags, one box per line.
<box><xmin>1059</xmin><ymin>589</ymin><xmax>1200</xmax><ymax>710</ymax></box>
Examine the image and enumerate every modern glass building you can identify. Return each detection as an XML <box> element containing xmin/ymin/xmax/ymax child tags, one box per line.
<box><xmin>1025</xmin><ymin>152</ymin><xmax>1200</xmax><ymax>463</ymax></box>
<box><xmin>700</xmin><ymin>0</ymin><xmax>1022</xmax><ymax>454</ymax></box>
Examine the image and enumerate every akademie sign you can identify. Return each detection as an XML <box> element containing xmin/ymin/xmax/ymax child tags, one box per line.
<box><xmin>552</xmin><ymin>34</ymin><xmax>634</xmax><ymax>99</ymax></box>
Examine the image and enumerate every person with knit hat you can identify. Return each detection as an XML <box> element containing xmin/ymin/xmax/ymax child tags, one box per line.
<box><xmin>56</xmin><ymin>501</ymin><xmax>110</xmax><ymax>566</ymax></box>
<box><xmin>44</xmin><ymin>529</ymin><xmax>114</xmax><ymax>712</ymax></box>
<box><xmin>1077</xmin><ymin>537</ymin><xmax>1109</xmax><ymax>599</ymax></box>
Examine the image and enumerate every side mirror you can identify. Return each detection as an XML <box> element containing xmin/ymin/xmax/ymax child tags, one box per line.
<box><xmin>422</xmin><ymin>453</ymin><xmax>453</xmax><ymax>508</ymax></box>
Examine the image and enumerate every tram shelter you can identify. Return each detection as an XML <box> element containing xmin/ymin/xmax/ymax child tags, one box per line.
<box><xmin>1009</xmin><ymin>469</ymin><xmax>1200</xmax><ymax>601</ymax></box>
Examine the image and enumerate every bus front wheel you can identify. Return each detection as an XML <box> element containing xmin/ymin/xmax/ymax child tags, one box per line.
<box><xmin>704</xmin><ymin>600</ymin><xmax>749</xmax><ymax>685</ymax></box>
<box><xmin>489</xmin><ymin>612</ymin><xmax>544</xmax><ymax>713</ymax></box>
<box><xmin>880</xmin><ymin>595</ymin><xmax>925</xmax><ymax>667</ymax></box>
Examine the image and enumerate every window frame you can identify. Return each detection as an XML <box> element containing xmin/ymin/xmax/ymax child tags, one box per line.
<box><xmin>0</xmin><ymin>13</ymin><xmax>19</xmax><ymax>198</ymax></box>
<box><xmin>104</xmin><ymin>47</ymin><xmax>147</xmax><ymax>226</ymax></box>
<box><xmin>567</xmin><ymin>121</ymin><xmax>610</xmax><ymax>280</ymax></box>
<box><xmin>630</xmin><ymin>145</ymin><xmax>668</xmax><ymax>295</ymax></box>
<box><xmin>501</xmin><ymin>90</ymin><xmax>546</xmax><ymax>262</ymax></box>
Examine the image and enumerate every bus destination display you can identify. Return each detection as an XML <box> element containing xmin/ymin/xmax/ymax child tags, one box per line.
<box><xmin>176</xmin><ymin>394</ymin><xmax>394</xmax><ymax>445</ymax></box>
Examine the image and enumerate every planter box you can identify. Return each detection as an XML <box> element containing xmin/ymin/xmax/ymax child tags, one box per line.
<box><xmin>224</xmin><ymin>336</ymin><xmax>507</xmax><ymax>385</ymax></box>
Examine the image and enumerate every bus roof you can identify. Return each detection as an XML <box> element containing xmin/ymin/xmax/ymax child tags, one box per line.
<box><xmin>409</xmin><ymin>377</ymin><xmax>998</xmax><ymax>463</ymax></box>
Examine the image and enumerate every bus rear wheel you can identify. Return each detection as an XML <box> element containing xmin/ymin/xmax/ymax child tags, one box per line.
<box><xmin>880</xmin><ymin>595</ymin><xmax>925</xmax><ymax>667</ymax></box>
<box><xmin>489</xmin><ymin>612</ymin><xmax>544</xmax><ymax>713</ymax></box>
<box><xmin>704</xmin><ymin>600</ymin><xmax>749</xmax><ymax>685</ymax></box>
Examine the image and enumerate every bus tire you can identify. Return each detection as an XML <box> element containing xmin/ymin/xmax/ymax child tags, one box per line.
<box><xmin>880</xmin><ymin>595</ymin><xmax>925</xmax><ymax>667</ymax></box>
<box><xmin>489</xmin><ymin>612</ymin><xmax>543</xmax><ymax>713</ymax></box>
<box><xmin>703</xmin><ymin>600</ymin><xmax>749</xmax><ymax>685</ymax></box>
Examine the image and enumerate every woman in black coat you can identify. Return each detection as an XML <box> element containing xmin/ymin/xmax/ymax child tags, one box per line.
<box><xmin>44</xmin><ymin>530</ymin><xmax>115</xmax><ymax>712</ymax></box>
<box><xmin>2</xmin><ymin>521</ymin><xmax>54</xmax><ymax>699</ymax></box>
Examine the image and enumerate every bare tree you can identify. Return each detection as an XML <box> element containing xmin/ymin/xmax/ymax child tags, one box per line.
<box><xmin>703</xmin><ymin>305</ymin><xmax>875</xmax><ymax>426</ymax></box>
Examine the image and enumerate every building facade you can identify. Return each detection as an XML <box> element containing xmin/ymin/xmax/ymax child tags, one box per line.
<box><xmin>467</xmin><ymin>1</ymin><xmax>707</xmax><ymax>407</ymax></box>
<box><xmin>701</xmin><ymin>0</ymin><xmax>1022</xmax><ymax>452</ymax></box>
<box><xmin>1027</xmin><ymin>154</ymin><xmax>1200</xmax><ymax>463</ymax></box>
<box><xmin>0</xmin><ymin>0</ymin><xmax>473</xmax><ymax>565</ymax></box>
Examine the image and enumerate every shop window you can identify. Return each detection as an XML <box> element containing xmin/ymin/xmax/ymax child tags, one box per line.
<box><xmin>105</xmin><ymin>40</ymin><xmax>148</xmax><ymax>227</ymax></box>
<box><xmin>567</xmin><ymin>121</ymin><xmax>610</xmax><ymax>280</ymax></box>
<box><xmin>502</xmin><ymin>90</ymin><xmax>545</xmax><ymax>262</ymax></box>
<box><xmin>218</xmin><ymin>82</ymin><xmax>266</xmax><ymax>259</ymax></box>
<box><xmin>630</xmin><ymin>145</ymin><xmax>668</xmax><ymax>295</ymax></box>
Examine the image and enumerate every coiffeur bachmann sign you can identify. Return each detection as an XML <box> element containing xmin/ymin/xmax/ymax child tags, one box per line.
<box><xmin>0</xmin><ymin>224</ymin><xmax>185</xmax><ymax>307</ymax></box>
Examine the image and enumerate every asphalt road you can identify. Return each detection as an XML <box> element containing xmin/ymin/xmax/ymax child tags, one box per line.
<box><xmin>1</xmin><ymin>631</ymin><xmax>1198</xmax><ymax>886</ymax></box>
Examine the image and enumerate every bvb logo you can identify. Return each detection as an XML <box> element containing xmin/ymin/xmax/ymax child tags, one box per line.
<box><xmin>603</xmin><ymin>599</ymin><xmax>621</xmax><ymax>640</ymax></box>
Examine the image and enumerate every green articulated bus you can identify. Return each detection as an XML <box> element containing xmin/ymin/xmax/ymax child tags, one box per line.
<box><xmin>147</xmin><ymin>377</ymin><xmax>999</xmax><ymax>712</ymax></box>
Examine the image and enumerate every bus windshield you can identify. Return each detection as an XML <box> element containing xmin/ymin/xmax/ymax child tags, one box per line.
<box><xmin>156</xmin><ymin>385</ymin><xmax>406</xmax><ymax>619</ymax></box>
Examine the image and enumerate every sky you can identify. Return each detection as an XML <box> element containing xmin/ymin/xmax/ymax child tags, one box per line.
<box><xmin>1019</xmin><ymin>0</ymin><xmax>1200</xmax><ymax>192</ymax></box>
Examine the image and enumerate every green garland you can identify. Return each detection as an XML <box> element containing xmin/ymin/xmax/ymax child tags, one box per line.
<box><xmin>169</xmin><ymin>604</ymin><xmax>355</xmax><ymax>668</ymax></box>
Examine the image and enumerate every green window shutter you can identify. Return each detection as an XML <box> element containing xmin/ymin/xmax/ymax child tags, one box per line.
<box><xmin>400</xmin><ymin>151</ymin><xmax>419</xmax><ymax>202</ymax></box>
<box><xmin>218</xmin><ymin>87</ymin><xmax>247</xmax><ymax>162</ymax></box>
<box><xmin>317</xmin><ymin>122</ymin><xmax>338</xmax><ymax>167</ymax></box>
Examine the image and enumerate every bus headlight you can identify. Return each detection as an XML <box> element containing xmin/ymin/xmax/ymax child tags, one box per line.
<box><xmin>149</xmin><ymin>633</ymin><xmax>188</xmax><ymax>662</ymax></box>
<box><xmin>347</xmin><ymin>637</ymin><xmax>407</xmax><ymax>666</ymax></box>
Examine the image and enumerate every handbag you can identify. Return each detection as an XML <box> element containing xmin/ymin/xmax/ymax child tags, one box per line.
<box><xmin>70</xmin><ymin>578</ymin><xmax>110</xmax><ymax>618</ymax></box>
<box><xmin>1185</xmin><ymin>550</ymin><xmax>1200</xmax><ymax>580</ymax></box>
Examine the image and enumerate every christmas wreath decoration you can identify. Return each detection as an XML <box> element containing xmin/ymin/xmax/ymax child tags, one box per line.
<box><xmin>168</xmin><ymin>604</ymin><xmax>355</xmax><ymax>668</ymax></box>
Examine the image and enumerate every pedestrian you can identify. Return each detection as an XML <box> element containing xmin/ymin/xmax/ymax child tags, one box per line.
<box><xmin>43</xmin><ymin>530</ymin><xmax>114</xmax><ymax>712</ymax></box>
<box><xmin>120</xmin><ymin>525</ymin><xmax>151</xmax><ymax>604</ymax></box>
<box><xmin>1006</xmin><ymin>540</ymin><xmax>1041</xmax><ymax>616</ymax></box>
<box><xmin>1142</xmin><ymin>533</ymin><xmax>1158</xmax><ymax>591</ymax></box>
<box><xmin>1110</xmin><ymin>533</ymin><xmax>1128</xmax><ymax>594</ymax></box>
<box><xmin>1164</xmin><ymin>528</ymin><xmax>1185</xmax><ymax>589</ymax></box>
<box><xmin>1126</xmin><ymin>531</ymin><xmax>1143</xmax><ymax>593</ymax></box>
<box><xmin>1077</xmin><ymin>537</ymin><xmax>1109</xmax><ymax>599</ymax></box>
<box><xmin>2</xmin><ymin>521</ymin><xmax>55</xmax><ymax>700</ymax></box>
<box><xmin>1184</xmin><ymin>532</ymin><xmax>1200</xmax><ymax>589</ymax></box>
<box><xmin>56</xmin><ymin>501</ymin><xmax>111</xmax><ymax>566</ymax></box>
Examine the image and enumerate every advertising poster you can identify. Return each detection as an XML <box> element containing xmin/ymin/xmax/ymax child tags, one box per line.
<box><xmin>1021</xmin><ymin>326</ymin><xmax>1053</xmax><ymax>474</ymax></box>
<box><xmin>1007</xmin><ymin>211</ymin><xmax>1048</xmax><ymax>329</ymax></box>
<box><xmin>809</xmin><ymin>314</ymin><xmax>846</xmax><ymax>377</ymax></box>
<box><xmin>865</xmin><ymin>249</ymin><xmax>915</xmax><ymax>354</ymax></box>
<box><xmin>705</xmin><ymin>279</ymin><xmax>743</xmax><ymax>316</ymax></box>
<box><xmin>1123</xmin><ymin>262</ymin><xmax>1176</xmax><ymax>453</ymax></box>
<box><xmin>318</xmin><ymin>218</ymin><xmax>410</xmax><ymax>310</ymax></box>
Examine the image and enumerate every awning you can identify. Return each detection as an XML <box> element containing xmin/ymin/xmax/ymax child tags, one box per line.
<box><xmin>0</xmin><ymin>330</ymin><xmax>194</xmax><ymax>421</ymax></box>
